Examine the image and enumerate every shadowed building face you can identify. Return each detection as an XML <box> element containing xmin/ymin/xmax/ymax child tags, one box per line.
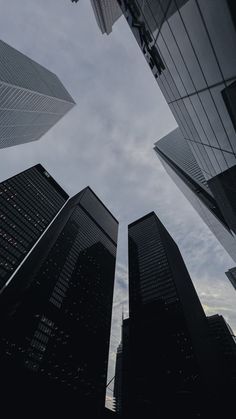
<box><xmin>0</xmin><ymin>186</ymin><xmax>118</xmax><ymax>418</ymax></box>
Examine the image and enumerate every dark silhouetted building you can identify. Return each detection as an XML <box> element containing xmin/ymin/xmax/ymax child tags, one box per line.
<box><xmin>121</xmin><ymin>212</ymin><xmax>229</xmax><ymax>418</ymax></box>
<box><xmin>117</xmin><ymin>0</ymin><xmax>236</xmax><ymax>260</ymax></box>
<box><xmin>0</xmin><ymin>164</ymin><xmax>69</xmax><ymax>291</ymax></box>
<box><xmin>0</xmin><ymin>186</ymin><xmax>118</xmax><ymax>418</ymax></box>
<box><xmin>0</xmin><ymin>40</ymin><xmax>75</xmax><ymax>148</ymax></box>
<box><xmin>114</xmin><ymin>318</ymin><xmax>130</xmax><ymax>416</ymax></box>
<box><xmin>226</xmin><ymin>266</ymin><xmax>236</xmax><ymax>290</ymax></box>
<box><xmin>207</xmin><ymin>314</ymin><xmax>236</xmax><ymax>397</ymax></box>
<box><xmin>154</xmin><ymin>128</ymin><xmax>236</xmax><ymax>261</ymax></box>
<box><xmin>114</xmin><ymin>341</ymin><xmax>123</xmax><ymax>415</ymax></box>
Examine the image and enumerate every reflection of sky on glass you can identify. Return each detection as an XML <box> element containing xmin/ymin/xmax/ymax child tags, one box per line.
<box><xmin>0</xmin><ymin>0</ymin><xmax>235</xmax><ymax>410</ymax></box>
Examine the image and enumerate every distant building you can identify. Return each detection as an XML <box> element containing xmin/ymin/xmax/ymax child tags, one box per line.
<box><xmin>90</xmin><ymin>0</ymin><xmax>122</xmax><ymax>35</ymax></box>
<box><xmin>0</xmin><ymin>187</ymin><xmax>118</xmax><ymax>418</ymax></box>
<box><xmin>154</xmin><ymin>128</ymin><xmax>236</xmax><ymax>262</ymax></box>
<box><xmin>0</xmin><ymin>40</ymin><xmax>75</xmax><ymax>149</ymax></box>
<box><xmin>0</xmin><ymin>164</ymin><xmax>68</xmax><ymax>291</ymax></box>
<box><xmin>114</xmin><ymin>318</ymin><xmax>129</xmax><ymax>416</ymax></box>
<box><xmin>113</xmin><ymin>341</ymin><xmax>123</xmax><ymax>415</ymax></box>
<box><xmin>117</xmin><ymin>0</ymin><xmax>236</xmax><ymax>260</ymax></box>
<box><xmin>125</xmin><ymin>211</ymin><xmax>224</xmax><ymax>418</ymax></box>
<box><xmin>225</xmin><ymin>266</ymin><xmax>236</xmax><ymax>290</ymax></box>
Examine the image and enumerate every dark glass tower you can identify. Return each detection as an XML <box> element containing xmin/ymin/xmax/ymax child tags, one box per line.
<box><xmin>0</xmin><ymin>164</ymin><xmax>69</xmax><ymax>291</ymax></box>
<box><xmin>207</xmin><ymin>314</ymin><xmax>236</xmax><ymax>397</ymax></box>
<box><xmin>154</xmin><ymin>128</ymin><xmax>236</xmax><ymax>261</ymax></box>
<box><xmin>118</xmin><ymin>0</ymin><xmax>236</xmax><ymax>260</ymax></box>
<box><xmin>125</xmin><ymin>212</ymin><xmax>225</xmax><ymax>418</ymax></box>
<box><xmin>0</xmin><ymin>187</ymin><xmax>118</xmax><ymax>418</ymax></box>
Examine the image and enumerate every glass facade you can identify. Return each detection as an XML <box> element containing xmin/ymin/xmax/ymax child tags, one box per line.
<box><xmin>0</xmin><ymin>164</ymin><xmax>68</xmax><ymax>291</ymax></box>
<box><xmin>0</xmin><ymin>40</ymin><xmax>75</xmax><ymax>148</ymax></box>
<box><xmin>154</xmin><ymin>128</ymin><xmax>236</xmax><ymax>262</ymax></box>
<box><xmin>118</xmin><ymin>0</ymin><xmax>236</xmax><ymax>178</ymax></box>
<box><xmin>119</xmin><ymin>0</ymin><xmax>236</xmax><ymax>261</ymax></box>
<box><xmin>126</xmin><ymin>212</ymin><xmax>221</xmax><ymax>418</ymax></box>
<box><xmin>0</xmin><ymin>187</ymin><xmax>118</xmax><ymax>417</ymax></box>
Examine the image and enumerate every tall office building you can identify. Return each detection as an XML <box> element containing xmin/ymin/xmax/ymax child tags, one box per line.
<box><xmin>154</xmin><ymin>128</ymin><xmax>236</xmax><ymax>262</ymax></box>
<box><xmin>225</xmin><ymin>266</ymin><xmax>236</xmax><ymax>290</ymax></box>
<box><xmin>125</xmin><ymin>212</ymin><xmax>228</xmax><ymax>418</ymax></box>
<box><xmin>0</xmin><ymin>40</ymin><xmax>75</xmax><ymax>149</ymax></box>
<box><xmin>90</xmin><ymin>0</ymin><xmax>122</xmax><ymax>35</ymax></box>
<box><xmin>117</xmin><ymin>0</ymin><xmax>236</xmax><ymax>259</ymax></box>
<box><xmin>0</xmin><ymin>186</ymin><xmax>118</xmax><ymax>417</ymax></box>
<box><xmin>0</xmin><ymin>164</ymin><xmax>69</xmax><ymax>291</ymax></box>
<box><xmin>207</xmin><ymin>314</ymin><xmax>236</xmax><ymax>397</ymax></box>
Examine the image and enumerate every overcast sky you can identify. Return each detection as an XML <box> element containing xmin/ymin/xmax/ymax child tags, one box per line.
<box><xmin>1</xmin><ymin>0</ymin><xmax>236</xmax><ymax>409</ymax></box>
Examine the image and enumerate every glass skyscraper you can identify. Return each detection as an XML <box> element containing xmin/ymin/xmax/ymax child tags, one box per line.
<box><xmin>0</xmin><ymin>40</ymin><xmax>75</xmax><ymax>148</ymax></box>
<box><xmin>0</xmin><ymin>164</ymin><xmax>69</xmax><ymax>291</ymax></box>
<box><xmin>124</xmin><ymin>211</ymin><xmax>226</xmax><ymax>418</ymax></box>
<box><xmin>117</xmin><ymin>0</ymin><xmax>236</xmax><ymax>261</ymax></box>
<box><xmin>154</xmin><ymin>128</ymin><xmax>236</xmax><ymax>262</ymax></box>
<box><xmin>0</xmin><ymin>186</ymin><xmax>118</xmax><ymax>417</ymax></box>
<box><xmin>113</xmin><ymin>211</ymin><xmax>236</xmax><ymax>418</ymax></box>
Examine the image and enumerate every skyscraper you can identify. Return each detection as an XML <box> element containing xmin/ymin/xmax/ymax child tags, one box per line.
<box><xmin>154</xmin><ymin>128</ymin><xmax>236</xmax><ymax>262</ymax></box>
<box><xmin>90</xmin><ymin>0</ymin><xmax>122</xmax><ymax>35</ymax></box>
<box><xmin>207</xmin><ymin>314</ymin><xmax>236</xmax><ymax>397</ymax></box>
<box><xmin>0</xmin><ymin>164</ymin><xmax>69</xmax><ymax>291</ymax></box>
<box><xmin>0</xmin><ymin>40</ymin><xmax>75</xmax><ymax>149</ymax></box>
<box><xmin>125</xmin><ymin>212</ymin><xmax>226</xmax><ymax>418</ymax></box>
<box><xmin>225</xmin><ymin>266</ymin><xmax>236</xmax><ymax>290</ymax></box>
<box><xmin>0</xmin><ymin>186</ymin><xmax>118</xmax><ymax>418</ymax></box>
<box><xmin>117</xmin><ymin>0</ymin><xmax>236</xmax><ymax>259</ymax></box>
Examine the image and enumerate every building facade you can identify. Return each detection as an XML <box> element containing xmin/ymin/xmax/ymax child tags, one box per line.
<box><xmin>207</xmin><ymin>314</ymin><xmax>236</xmax><ymax>398</ymax></box>
<box><xmin>0</xmin><ymin>40</ymin><xmax>75</xmax><ymax>148</ymax></box>
<box><xmin>90</xmin><ymin>0</ymin><xmax>122</xmax><ymax>35</ymax></box>
<box><xmin>123</xmin><ymin>212</ymin><xmax>230</xmax><ymax>418</ymax></box>
<box><xmin>0</xmin><ymin>164</ymin><xmax>69</xmax><ymax>292</ymax></box>
<box><xmin>225</xmin><ymin>266</ymin><xmax>236</xmax><ymax>290</ymax></box>
<box><xmin>117</xmin><ymin>0</ymin><xmax>236</xmax><ymax>260</ymax></box>
<box><xmin>154</xmin><ymin>128</ymin><xmax>236</xmax><ymax>261</ymax></box>
<box><xmin>0</xmin><ymin>187</ymin><xmax>118</xmax><ymax>417</ymax></box>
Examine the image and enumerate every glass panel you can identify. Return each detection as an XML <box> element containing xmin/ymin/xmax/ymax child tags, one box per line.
<box><xmin>166</xmin><ymin>5</ymin><xmax>206</xmax><ymax>90</ymax></box>
<box><xmin>212</xmin><ymin>148</ymin><xmax>228</xmax><ymax>173</ymax></box>
<box><xmin>211</xmin><ymin>84</ymin><xmax>236</xmax><ymax>153</ymax></box>
<box><xmin>223</xmin><ymin>151</ymin><xmax>236</xmax><ymax>168</ymax></box>
<box><xmin>156</xmin><ymin>33</ymin><xmax>186</xmax><ymax>97</ymax></box>
<box><xmin>221</xmin><ymin>81</ymin><xmax>236</xmax><ymax>153</ymax></box>
<box><xmin>177</xmin><ymin>0</ymin><xmax>222</xmax><ymax>85</ymax></box>
<box><xmin>198</xmin><ymin>0</ymin><xmax>236</xmax><ymax>80</ymax></box>
<box><xmin>183</xmin><ymin>97</ymin><xmax>208</xmax><ymax>144</ymax></box>
<box><xmin>198</xmin><ymin>90</ymin><xmax>223</xmax><ymax>148</ymax></box>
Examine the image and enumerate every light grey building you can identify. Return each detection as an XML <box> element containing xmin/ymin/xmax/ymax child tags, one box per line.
<box><xmin>90</xmin><ymin>0</ymin><xmax>122</xmax><ymax>35</ymax></box>
<box><xmin>0</xmin><ymin>40</ymin><xmax>75</xmax><ymax>149</ymax></box>
<box><xmin>225</xmin><ymin>266</ymin><xmax>236</xmax><ymax>291</ymax></box>
<box><xmin>155</xmin><ymin>128</ymin><xmax>236</xmax><ymax>262</ymax></box>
